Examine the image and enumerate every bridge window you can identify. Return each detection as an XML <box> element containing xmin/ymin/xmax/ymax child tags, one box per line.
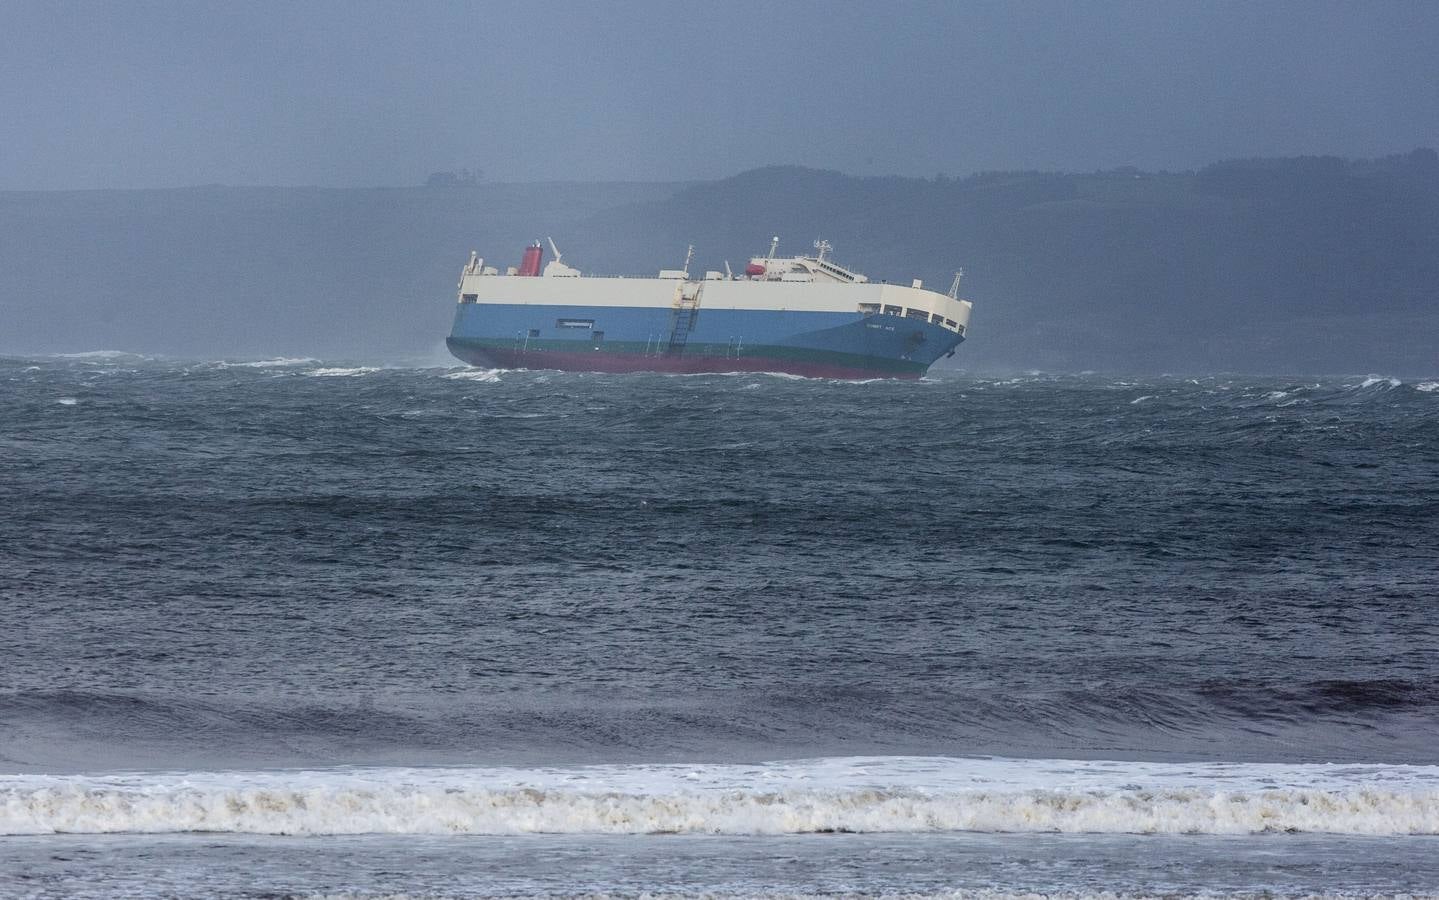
<box><xmin>906</xmin><ymin>308</ymin><xmax>930</xmax><ymax>320</ymax></box>
<box><xmin>858</xmin><ymin>303</ymin><xmax>880</xmax><ymax>315</ymax></box>
<box><xmin>945</xmin><ymin>318</ymin><xmax>957</xmax><ymax>329</ymax></box>
<box><xmin>528</xmin><ymin>328</ymin><xmax>540</xmax><ymax>338</ymax></box>
<box><xmin>882</xmin><ymin>305</ymin><xmax>903</xmax><ymax>316</ymax></box>
<box><xmin>592</xmin><ymin>331</ymin><xmax>604</xmax><ymax>342</ymax></box>
<box><xmin>930</xmin><ymin>313</ymin><xmax>945</xmax><ymax>324</ymax></box>
<box><xmin>461</xmin><ymin>294</ymin><xmax>478</xmax><ymax>304</ymax></box>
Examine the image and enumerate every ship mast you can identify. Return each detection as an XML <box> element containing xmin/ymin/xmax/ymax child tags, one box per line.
<box><xmin>948</xmin><ymin>268</ymin><xmax>965</xmax><ymax>300</ymax></box>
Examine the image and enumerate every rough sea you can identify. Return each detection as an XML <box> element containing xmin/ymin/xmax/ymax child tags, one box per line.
<box><xmin>2</xmin><ymin>352</ymin><xmax>1437</xmax><ymax>899</ymax></box>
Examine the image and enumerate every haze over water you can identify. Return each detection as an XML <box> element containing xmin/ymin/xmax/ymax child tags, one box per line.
<box><xmin>2</xmin><ymin>354</ymin><xmax>1437</xmax><ymax>896</ymax></box>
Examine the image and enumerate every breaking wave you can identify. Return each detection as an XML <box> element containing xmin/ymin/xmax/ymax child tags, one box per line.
<box><xmin>441</xmin><ymin>368</ymin><xmax>504</xmax><ymax>382</ymax></box>
<box><xmin>4</xmin><ymin>757</ymin><xmax>1438</xmax><ymax>837</ymax></box>
<box><xmin>50</xmin><ymin>350</ymin><xmax>149</xmax><ymax>360</ymax></box>
<box><xmin>304</xmin><ymin>366</ymin><xmax>382</xmax><ymax>377</ymax></box>
<box><xmin>1355</xmin><ymin>375</ymin><xmax>1403</xmax><ymax>390</ymax></box>
<box><xmin>220</xmin><ymin>357</ymin><xmax>321</xmax><ymax>368</ymax></box>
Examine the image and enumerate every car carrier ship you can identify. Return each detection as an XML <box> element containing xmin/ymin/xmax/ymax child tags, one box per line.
<box><xmin>446</xmin><ymin>237</ymin><xmax>973</xmax><ymax>379</ymax></box>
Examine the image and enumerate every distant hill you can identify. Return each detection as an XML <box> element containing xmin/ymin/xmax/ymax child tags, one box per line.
<box><xmin>3</xmin><ymin>151</ymin><xmax>1436</xmax><ymax>374</ymax></box>
<box><xmin>575</xmin><ymin>151</ymin><xmax>1439</xmax><ymax>374</ymax></box>
<box><xmin>0</xmin><ymin>181</ymin><xmax>684</xmax><ymax>362</ymax></box>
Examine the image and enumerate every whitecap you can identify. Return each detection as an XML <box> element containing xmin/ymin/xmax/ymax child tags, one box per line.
<box><xmin>1130</xmin><ymin>395</ymin><xmax>1154</xmax><ymax>404</ymax></box>
<box><xmin>1357</xmin><ymin>375</ymin><xmax>1402</xmax><ymax>389</ymax></box>
<box><xmin>1416</xmin><ymin>381</ymin><xmax>1439</xmax><ymax>393</ymax></box>
<box><xmin>223</xmin><ymin>357</ymin><xmax>321</xmax><ymax>368</ymax></box>
<box><xmin>56</xmin><ymin>397</ymin><xmax>78</xmax><ymax>406</ymax></box>
<box><xmin>2</xmin><ymin>756</ymin><xmax>1436</xmax><ymax>837</ymax></box>
<box><xmin>304</xmin><ymin>367</ymin><xmax>380</xmax><ymax>377</ymax></box>
<box><xmin>442</xmin><ymin>369</ymin><xmax>503</xmax><ymax>382</ymax></box>
<box><xmin>53</xmin><ymin>350</ymin><xmax>144</xmax><ymax>360</ymax></box>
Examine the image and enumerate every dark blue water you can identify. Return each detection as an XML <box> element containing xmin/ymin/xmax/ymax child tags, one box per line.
<box><xmin>2</xmin><ymin>354</ymin><xmax>1437</xmax><ymax>896</ymax></box>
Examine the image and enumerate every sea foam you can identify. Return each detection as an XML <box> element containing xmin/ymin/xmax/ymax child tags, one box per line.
<box><xmin>52</xmin><ymin>350</ymin><xmax>148</xmax><ymax>360</ymax></box>
<box><xmin>1356</xmin><ymin>375</ymin><xmax>1402</xmax><ymax>389</ymax></box>
<box><xmin>3</xmin><ymin>757</ymin><xmax>1437</xmax><ymax>837</ymax></box>
<box><xmin>304</xmin><ymin>366</ymin><xmax>381</xmax><ymax>377</ymax></box>
<box><xmin>221</xmin><ymin>357</ymin><xmax>321</xmax><ymax>368</ymax></box>
<box><xmin>442</xmin><ymin>368</ymin><xmax>504</xmax><ymax>382</ymax></box>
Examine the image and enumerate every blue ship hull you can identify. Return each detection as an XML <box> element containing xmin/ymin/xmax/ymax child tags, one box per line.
<box><xmin>448</xmin><ymin>303</ymin><xmax>964</xmax><ymax>379</ymax></box>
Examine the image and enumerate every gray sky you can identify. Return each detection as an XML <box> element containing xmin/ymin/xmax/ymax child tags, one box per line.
<box><xmin>3</xmin><ymin>0</ymin><xmax>1436</xmax><ymax>189</ymax></box>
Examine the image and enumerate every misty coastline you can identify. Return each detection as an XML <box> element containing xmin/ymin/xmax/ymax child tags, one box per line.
<box><xmin>4</xmin><ymin>150</ymin><xmax>1436</xmax><ymax>378</ymax></box>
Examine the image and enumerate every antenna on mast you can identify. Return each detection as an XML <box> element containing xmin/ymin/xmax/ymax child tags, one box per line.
<box><xmin>724</xmin><ymin>260</ymin><xmax>733</xmax><ymax>279</ymax></box>
<box><xmin>948</xmin><ymin>268</ymin><xmax>965</xmax><ymax>300</ymax></box>
<box><xmin>547</xmin><ymin>237</ymin><xmax>563</xmax><ymax>263</ymax></box>
<box><xmin>683</xmin><ymin>244</ymin><xmax>694</xmax><ymax>276</ymax></box>
<box><xmin>768</xmin><ymin>235</ymin><xmax>780</xmax><ymax>257</ymax></box>
<box><xmin>813</xmin><ymin>239</ymin><xmax>832</xmax><ymax>262</ymax></box>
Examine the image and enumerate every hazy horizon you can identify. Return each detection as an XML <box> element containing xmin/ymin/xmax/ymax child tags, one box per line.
<box><xmin>2</xmin><ymin>149</ymin><xmax>1436</xmax><ymax>194</ymax></box>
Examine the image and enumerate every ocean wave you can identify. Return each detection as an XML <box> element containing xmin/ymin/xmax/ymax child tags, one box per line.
<box><xmin>219</xmin><ymin>357</ymin><xmax>321</xmax><ymax>368</ymax></box>
<box><xmin>50</xmin><ymin>350</ymin><xmax>149</xmax><ymax>360</ymax></box>
<box><xmin>1417</xmin><ymin>381</ymin><xmax>1439</xmax><ymax>393</ymax></box>
<box><xmin>5</xmin><ymin>679</ymin><xmax>1436</xmax><ymax>771</ymax></box>
<box><xmin>1355</xmin><ymin>375</ymin><xmax>1402</xmax><ymax>390</ymax></box>
<box><xmin>1198</xmin><ymin>678</ymin><xmax>1439</xmax><ymax>717</ymax></box>
<box><xmin>4</xmin><ymin>757</ymin><xmax>1438</xmax><ymax>837</ymax></box>
<box><xmin>304</xmin><ymin>366</ymin><xmax>382</xmax><ymax>377</ymax></box>
<box><xmin>441</xmin><ymin>368</ymin><xmax>504</xmax><ymax>382</ymax></box>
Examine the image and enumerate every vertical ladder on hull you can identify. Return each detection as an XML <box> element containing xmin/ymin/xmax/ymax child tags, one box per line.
<box><xmin>665</xmin><ymin>282</ymin><xmax>703</xmax><ymax>355</ymax></box>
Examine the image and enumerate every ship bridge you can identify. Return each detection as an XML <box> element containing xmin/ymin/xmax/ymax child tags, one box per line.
<box><xmin>743</xmin><ymin>238</ymin><xmax>869</xmax><ymax>284</ymax></box>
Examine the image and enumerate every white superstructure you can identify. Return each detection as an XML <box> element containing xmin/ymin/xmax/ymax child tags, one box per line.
<box><xmin>458</xmin><ymin>238</ymin><xmax>974</xmax><ymax>335</ymax></box>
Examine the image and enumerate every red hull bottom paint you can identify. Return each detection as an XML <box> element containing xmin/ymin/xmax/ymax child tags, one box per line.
<box><xmin>449</xmin><ymin>346</ymin><xmax>922</xmax><ymax>380</ymax></box>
